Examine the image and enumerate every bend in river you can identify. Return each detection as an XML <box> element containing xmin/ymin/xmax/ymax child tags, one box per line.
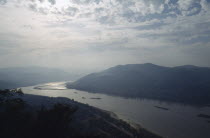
<box><xmin>22</xmin><ymin>82</ymin><xmax>210</xmax><ymax>138</ymax></box>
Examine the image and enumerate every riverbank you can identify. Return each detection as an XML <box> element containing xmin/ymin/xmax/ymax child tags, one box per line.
<box><xmin>0</xmin><ymin>89</ymin><xmax>161</xmax><ymax>138</ymax></box>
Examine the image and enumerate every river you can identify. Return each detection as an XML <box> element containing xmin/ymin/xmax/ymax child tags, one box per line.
<box><xmin>22</xmin><ymin>82</ymin><xmax>210</xmax><ymax>138</ymax></box>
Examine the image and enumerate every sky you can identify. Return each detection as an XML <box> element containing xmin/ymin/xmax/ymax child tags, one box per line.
<box><xmin>0</xmin><ymin>0</ymin><xmax>210</xmax><ymax>72</ymax></box>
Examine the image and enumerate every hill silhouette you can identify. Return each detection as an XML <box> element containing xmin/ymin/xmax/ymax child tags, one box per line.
<box><xmin>67</xmin><ymin>63</ymin><xmax>210</xmax><ymax>105</ymax></box>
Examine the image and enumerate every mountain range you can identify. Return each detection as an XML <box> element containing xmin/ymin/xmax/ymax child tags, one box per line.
<box><xmin>67</xmin><ymin>63</ymin><xmax>210</xmax><ymax>105</ymax></box>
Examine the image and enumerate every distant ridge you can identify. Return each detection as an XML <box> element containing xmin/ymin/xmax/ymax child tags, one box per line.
<box><xmin>67</xmin><ymin>63</ymin><xmax>210</xmax><ymax>105</ymax></box>
<box><xmin>0</xmin><ymin>66</ymin><xmax>78</xmax><ymax>89</ymax></box>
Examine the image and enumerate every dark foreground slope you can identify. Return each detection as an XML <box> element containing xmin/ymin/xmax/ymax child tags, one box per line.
<box><xmin>67</xmin><ymin>63</ymin><xmax>210</xmax><ymax>105</ymax></box>
<box><xmin>0</xmin><ymin>66</ymin><xmax>79</xmax><ymax>89</ymax></box>
<box><xmin>0</xmin><ymin>89</ymin><xmax>161</xmax><ymax>138</ymax></box>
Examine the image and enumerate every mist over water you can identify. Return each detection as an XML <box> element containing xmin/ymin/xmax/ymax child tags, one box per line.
<box><xmin>22</xmin><ymin>82</ymin><xmax>210</xmax><ymax>138</ymax></box>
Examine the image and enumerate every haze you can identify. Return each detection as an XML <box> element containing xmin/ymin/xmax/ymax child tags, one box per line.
<box><xmin>0</xmin><ymin>0</ymin><xmax>210</xmax><ymax>73</ymax></box>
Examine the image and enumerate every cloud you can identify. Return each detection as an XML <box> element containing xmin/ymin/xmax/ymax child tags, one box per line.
<box><xmin>64</xmin><ymin>6</ymin><xmax>79</xmax><ymax>16</ymax></box>
<box><xmin>200</xmin><ymin>0</ymin><xmax>210</xmax><ymax>11</ymax></box>
<box><xmin>178</xmin><ymin>0</ymin><xmax>197</xmax><ymax>10</ymax></box>
<box><xmin>177</xmin><ymin>0</ymin><xmax>203</xmax><ymax>16</ymax></box>
<box><xmin>71</xmin><ymin>0</ymin><xmax>101</xmax><ymax>5</ymax></box>
<box><xmin>48</xmin><ymin>0</ymin><xmax>56</xmax><ymax>5</ymax></box>
<box><xmin>28</xmin><ymin>3</ymin><xmax>38</xmax><ymax>12</ymax></box>
<box><xmin>39</xmin><ymin>0</ymin><xmax>44</xmax><ymax>3</ymax></box>
<box><xmin>9</xmin><ymin>0</ymin><xmax>209</xmax><ymax>24</ymax></box>
<box><xmin>0</xmin><ymin>0</ymin><xmax>7</xmax><ymax>5</ymax></box>
<box><xmin>0</xmin><ymin>0</ymin><xmax>210</xmax><ymax>70</ymax></box>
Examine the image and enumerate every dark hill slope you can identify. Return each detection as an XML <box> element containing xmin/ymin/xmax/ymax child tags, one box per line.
<box><xmin>67</xmin><ymin>63</ymin><xmax>210</xmax><ymax>105</ymax></box>
<box><xmin>0</xmin><ymin>89</ymin><xmax>161</xmax><ymax>138</ymax></box>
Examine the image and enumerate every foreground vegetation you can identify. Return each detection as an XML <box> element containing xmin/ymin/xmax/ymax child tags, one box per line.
<box><xmin>0</xmin><ymin>89</ymin><xmax>161</xmax><ymax>138</ymax></box>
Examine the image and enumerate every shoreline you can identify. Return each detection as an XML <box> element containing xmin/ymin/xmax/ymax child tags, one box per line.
<box><xmin>1</xmin><ymin>90</ymin><xmax>162</xmax><ymax>138</ymax></box>
<box><xmin>100</xmin><ymin>108</ymin><xmax>162</xmax><ymax>138</ymax></box>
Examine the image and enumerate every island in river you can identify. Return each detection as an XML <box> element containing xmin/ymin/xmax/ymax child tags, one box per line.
<box><xmin>154</xmin><ymin>106</ymin><xmax>169</xmax><ymax>111</ymax></box>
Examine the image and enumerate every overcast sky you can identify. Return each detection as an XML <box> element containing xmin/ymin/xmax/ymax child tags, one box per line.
<box><xmin>0</xmin><ymin>0</ymin><xmax>210</xmax><ymax>72</ymax></box>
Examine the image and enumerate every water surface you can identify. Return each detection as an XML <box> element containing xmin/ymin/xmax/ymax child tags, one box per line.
<box><xmin>22</xmin><ymin>82</ymin><xmax>210</xmax><ymax>138</ymax></box>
